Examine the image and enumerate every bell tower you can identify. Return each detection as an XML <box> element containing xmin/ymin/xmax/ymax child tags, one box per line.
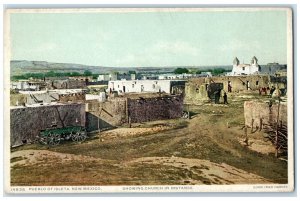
<box><xmin>251</xmin><ymin>56</ymin><xmax>258</xmax><ymax>65</ymax></box>
<box><xmin>233</xmin><ymin>57</ymin><xmax>240</xmax><ymax>66</ymax></box>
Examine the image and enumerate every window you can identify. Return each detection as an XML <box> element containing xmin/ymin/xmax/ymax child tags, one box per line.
<box><xmin>153</xmin><ymin>84</ymin><xmax>155</xmax><ymax>89</ymax></box>
<box><xmin>256</xmin><ymin>81</ymin><xmax>259</xmax><ymax>85</ymax></box>
<box><xmin>132</xmin><ymin>84</ymin><xmax>134</xmax><ymax>88</ymax></box>
<box><xmin>117</xmin><ymin>85</ymin><xmax>119</xmax><ymax>88</ymax></box>
<box><xmin>242</xmin><ymin>67</ymin><xmax>245</xmax><ymax>71</ymax></box>
<box><xmin>196</xmin><ymin>88</ymin><xmax>199</xmax><ymax>93</ymax></box>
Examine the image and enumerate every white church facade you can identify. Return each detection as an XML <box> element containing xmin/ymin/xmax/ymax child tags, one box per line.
<box><xmin>228</xmin><ymin>56</ymin><xmax>261</xmax><ymax>76</ymax></box>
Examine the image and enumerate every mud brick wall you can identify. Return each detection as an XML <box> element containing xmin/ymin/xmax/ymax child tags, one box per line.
<box><xmin>85</xmin><ymin>97</ymin><xmax>127</xmax><ymax>131</ymax></box>
<box><xmin>10</xmin><ymin>103</ymin><xmax>86</xmax><ymax>147</ymax></box>
<box><xmin>244</xmin><ymin>100</ymin><xmax>287</xmax><ymax>129</ymax></box>
<box><xmin>185</xmin><ymin>81</ymin><xmax>209</xmax><ymax>104</ymax></box>
<box><xmin>46</xmin><ymin>80</ymin><xmax>86</xmax><ymax>89</ymax></box>
<box><xmin>127</xmin><ymin>95</ymin><xmax>183</xmax><ymax>123</ymax></box>
<box><xmin>207</xmin><ymin>75</ymin><xmax>271</xmax><ymax>92</ymax></box>
<box><xmin>58</xmin><ymin>93</ymin><xmax>86</xmax><ymax>103</ymax></box>
<box><xmin>184</xmin><ymin>75</ymin><xmax>283</xmax><ymax>104</ymax></box>
<box><xmin>66</xmin><ymin>80</ymin><xmax>86</xmax><ymax>89</ymax></box>
<box><xmin>10</xmin><ymin>94</ymin><xmax>26</xmax><ymax>106</ymax></box>
<box><xmin>26</xmin><ymin>93</ymin><xmax>59</xmax><ymax>105</ymax></box>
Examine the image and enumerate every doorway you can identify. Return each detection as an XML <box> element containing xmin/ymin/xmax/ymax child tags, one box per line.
<box><xmin>246</xmin><ymin>81</ymin><xmax>250</xmax><ymax>90</ymax></box>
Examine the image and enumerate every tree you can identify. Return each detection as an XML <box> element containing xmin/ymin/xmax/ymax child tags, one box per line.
<box><xmin>128</xmin><ymin>70</ymin><xmax>136</xmax><ymax>75</ymax></box>
<box><xmin>83</xmin><ymin>70</ymin><xmax>93</xmax><ymax>76</ymax></box>
<box><xmin>174</xmin><ymin>68</ymin><xmax>189</xmax><ymax>74</ymax></box>
<box><xmin>70</xmin><ymin>72</ymin><xmax>81</xmax><ymax>76</ymax></box>
<box><xmin>45</xmin><ymin>71</ymin><xmax>56</xmax><ymax>77</ymax></box>
<box><xmin>195</xmin><ymin>70</ymin><xmax>202</xmax><ymax>74</ymax></box>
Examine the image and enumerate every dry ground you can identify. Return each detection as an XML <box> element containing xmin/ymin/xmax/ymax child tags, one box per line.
<box><xmin>10</xmin><ymin>93</ymin><xmax>288</xmax><ymax>186</ymax></box>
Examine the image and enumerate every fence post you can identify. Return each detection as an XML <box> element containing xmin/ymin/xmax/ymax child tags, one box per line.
<box><xmin>259</xmin><ymin>118</ymin><xmax>263</xmax><ymax>131</ymax></box>
<box><xmin>244</xmin><ymin>126</ymin><xmax>249</xmax><ymax>146</ymax></box>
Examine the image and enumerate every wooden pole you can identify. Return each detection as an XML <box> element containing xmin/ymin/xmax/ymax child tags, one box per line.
<box><xmin>97</xmin><ymin>108</ymin><xmax>100</xmax><ymax>133</ymax></box>
<box><xmin>259</xmin><ymin>118</ymin><xmax>263</xmax><ymax>131</ymax></box>
<box><xmin>244</xmin><ymin>126</ymin><xmax>249</xmax><ymax>146</ymax></box>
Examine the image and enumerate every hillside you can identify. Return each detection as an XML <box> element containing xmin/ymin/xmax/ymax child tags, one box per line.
<box><xmin>10</xmin><ymin>60</ymin><xmax>233</xmax><ymax>76</ymax></box>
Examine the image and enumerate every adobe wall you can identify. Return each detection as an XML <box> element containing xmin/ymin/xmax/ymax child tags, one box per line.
<box><xmin>10</xmin><ymin>103</ymin><xmax>86</xmax><ymax>147</ymax></box>
<box><xmin>58</xmin><ymin>93</ymin><xmax>86</xmax><ymax>103</ymax></box>
<box><xmin>208</xmin><ymin>75</ymin><xmax>271</xmax><ymax>92</ymax></box>
<box><xmin>185</xmin><ymin>75</ymin><xmax>272</xmax><ymax>104</ymax></box>
<box><xmin>127</xmin><ymin>95</ymin><xmax>184</xmax><ymax>123</ymax></box>
<box><xmin>244</xmin><ymin>100</ymin><xmax>287</xmax><ymax>129</ymax></box>
<box><xmin>26</xmin><ymin>93</ymin><xmax>59</xmax><ymax>105</ymax></box>
<box><xmin>46</xmin><ymin>79</ymin><xmax>86</xmax><ymax>89</ymax></box>
<box><xmin>185</xmin><ymin>81</ymin><xmax>209</xmax><ymax>104</ymax></box>
<box><xmin>85</xmin><ymin>97</ymin><xmax>127</xmax><ymax>131</ymax></box>
<box><xmin>10</xmin><ymin>94</ymin><xmax>27</xmax><ymax>106</ymax></box>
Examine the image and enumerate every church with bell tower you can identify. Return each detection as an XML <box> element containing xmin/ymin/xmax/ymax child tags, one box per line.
<box><xmin>229</xmin><ymin>56</ymin><xmax>260</xmax><ymax>76</ymax></box>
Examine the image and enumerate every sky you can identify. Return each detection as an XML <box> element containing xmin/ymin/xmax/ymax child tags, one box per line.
<box><xmin>10</xmin><ymin>9</ymin><xmax>288</xmax><ymax>67</ymax></box>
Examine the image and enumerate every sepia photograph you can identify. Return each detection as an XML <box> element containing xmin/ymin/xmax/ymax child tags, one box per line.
<box><xmin>3</xmin><ymin>7</ymin><xmax>294</xmax><ymax>193</ymax></box>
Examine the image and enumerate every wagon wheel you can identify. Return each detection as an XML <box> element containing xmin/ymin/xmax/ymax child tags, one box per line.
<box><xmin>71</xmin><ymin>130</ymin><xmax>87</xmax><ymax>142</ymax></box>
<box><xmin>47</xmin><ymin>132</ymin><xmax>61</xmax><ymax>146</ymax></box>
<box><xmin>38</xmin><ymin>137</ymin><xmax>48</xmax><ymax>145</ymax></box>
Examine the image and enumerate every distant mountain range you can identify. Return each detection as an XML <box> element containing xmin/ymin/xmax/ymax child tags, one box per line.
<box><xmin>10</xmin><ymin>60</ymin><xmax>233</xmax><ymax>76</ymax></box>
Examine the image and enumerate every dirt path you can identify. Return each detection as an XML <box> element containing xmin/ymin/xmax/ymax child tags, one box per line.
<box><xmin>11</xmin><ymin>149</ymin><xmax>271</xmax><ymax>185</ymax></box>
<box><xmin>11</xmin><ymin>150</ymin><xmax>117</xmax><ymax>168</ymax></box>
<box><xmin>126</xmin><ymin>156</ymin><xmax>272</xmax><ymax>184</ymax></box>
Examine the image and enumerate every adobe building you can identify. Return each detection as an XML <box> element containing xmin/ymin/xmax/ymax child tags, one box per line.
<box><xmin>68</xmin><ymin>76</ymin><xmax>93</xmax><ymax>82</ymax></box>
<box><xmin>107</xmin><ymin>80</ymin><xmax>186</xmax><ymax>95</ymax></box>
<box><xmin>12</xmin><ymin>89</ymin><xmax>86</xmax><ymax>106</ymax></box>
<box><xmin>45</xmin><ymin>78</ymin><xmax>86</xmax><ymax>89</ymax></box>
<box><xmin>85</xmin><ymin>93</ymin><xmax>184</xmax><ymax>132</ymax></box>
<box><xmin>97</xmin><ymin>73</ymin><xmax>118</xmax><ymax>81</ymax></box>
<box><xmin>10</xmin><ymin>80</ymin><xmax>44</xmax><ymax>91</ymax></box>
<box><xmin>228</xmin><ymin>56</ymin><xmax>261</xmax><ymax>76</ymax></box>
<box><xmin>185</xmin><ymin>75</ymin><xmax>286</xmax><ymax>104</ymax></box>
<box><xmin>10</xmin><ymin>103</ymin><xmax>86</xmax><ymax>147</ymax></box>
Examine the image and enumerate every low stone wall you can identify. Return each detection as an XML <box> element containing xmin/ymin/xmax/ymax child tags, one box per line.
<box><xmin>127</xmin><ymin>95</ymin><xmax>184</xmax><ymax>123</ymax></box>
<box><xmin>10</xmin><ymin>103</ymin><xmax>86</xmax><ymax>147</ymax></box>
<box><xmin>244</xmin><ymin>100</ymin><xmax>287</xmax><ymax>129</ymax></box>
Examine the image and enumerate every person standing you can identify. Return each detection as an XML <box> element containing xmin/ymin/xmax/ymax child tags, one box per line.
<box><xmin>223</xmin><ymin>92</ymin><xmax>228</xmax><ymax>104</ymax></box>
